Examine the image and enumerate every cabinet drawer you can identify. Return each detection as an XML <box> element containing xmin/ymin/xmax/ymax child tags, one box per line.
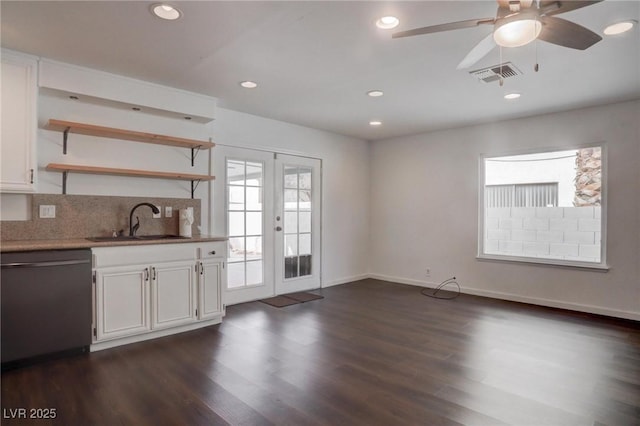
<box><xmin>93</xmin><ymin>243</ymin><xmax>196</xmax><ymax>267</ymax></box>
<box><xmin>197</xmin><ymin>242</ymin><xmax>226</xmax><ymax>259</ymax></box>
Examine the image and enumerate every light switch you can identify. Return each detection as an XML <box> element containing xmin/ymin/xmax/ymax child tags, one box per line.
<box><xmin>39</xmin><ymin>205</ymin><xmax>56</xmax><ymax>218</ymax></box>
<box><xmin>165</xmin><ymin>206</ymin><xmax>173</xmax><ymax>217</ymax></box>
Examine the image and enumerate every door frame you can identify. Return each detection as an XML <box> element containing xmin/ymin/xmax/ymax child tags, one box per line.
<box><xmin>210</xmin><ymin>144</ymin><xmax>323</xmax><ymax>306</ymax></box>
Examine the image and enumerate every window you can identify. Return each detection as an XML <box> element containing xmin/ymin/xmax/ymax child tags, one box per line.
<box><xmin>479</xmin><ymin>146</ymin><xmax>607</xmax><ymax>268</ymax></box>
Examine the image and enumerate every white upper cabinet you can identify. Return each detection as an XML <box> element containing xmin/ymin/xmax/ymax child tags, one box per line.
<box><xmin>1</xmin><ymin>49</ymin><xmax>38</xmax><ymax>193</ymax></box>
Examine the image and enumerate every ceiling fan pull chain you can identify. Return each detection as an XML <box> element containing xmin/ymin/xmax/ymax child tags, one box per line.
<box><xmin>499</xmin><ymin>46</ymin><xmax>504</xmax><ymax>87</ymax></box>
<box><xmin>534</xmin><ymin>16</ymin><xmax>540</xmax><ymax>72</ymax></box>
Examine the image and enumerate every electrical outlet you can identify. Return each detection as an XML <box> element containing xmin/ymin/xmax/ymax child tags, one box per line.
<box><xmin>165</xmin><ymin>206</ymin><xmax>173</xmax><ymax>218</ymax></box>
<box><xmin>426</xmin><ymin>268</ymin><xmax>431</xmax><ymax>277</ymax></box>
<box><xmin>39</xmin><ymin>205</ymin><xmax>56</xmax><ymax>218</ymax></box>
<box><xmin>153</xmin><ymin>205</ymin><xmax>161</xmax><ymax>219</ymax></box>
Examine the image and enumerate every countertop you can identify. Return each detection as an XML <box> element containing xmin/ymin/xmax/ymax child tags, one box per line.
<box><xmin>0</xmin><ymin>235</ymin><xmax>227</xmax><ymax>253</ymax></box>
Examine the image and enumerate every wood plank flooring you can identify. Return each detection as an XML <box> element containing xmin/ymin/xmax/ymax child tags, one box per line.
<box><xmin>2</xmin><ymin>279</ymin><xmax>639</xmax><ymax>425</ymax></box>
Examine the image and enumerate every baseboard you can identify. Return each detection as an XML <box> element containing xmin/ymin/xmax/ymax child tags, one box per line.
<box><xmin>322</xmin><ymin>274</ymin><xmax>369</xmax><ymax>288</ymax></box>
<box><xmin>367</xmin><ymin>273</ymin><xmax>640</xmax><ymax>321</ymax></box>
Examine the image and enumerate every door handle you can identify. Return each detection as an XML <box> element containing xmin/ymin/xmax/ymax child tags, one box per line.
<box><xmin>275</xmin><ymin>226</ymin><xmax>282</xmax><ymax>231</ymax></box>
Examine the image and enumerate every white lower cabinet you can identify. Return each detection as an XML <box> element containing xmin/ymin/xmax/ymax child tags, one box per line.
<box><xmin>198</xmin><ymin>260</ymin><xmax>222</xmax><ymax>320</ymax></box>
<box><xmin>91</xmin><ymin>242</ymin><xmax>225</xmax><ymax>350</ymax></box>
<box><xmin>152</xmin><ymin>260</ymin><xmax>196</xmax><ymax>329</ymax></box>
<box><xmin>95</xmin><ymin>264</ymin><xmax>150</xmax><ymax>341</ymax></box>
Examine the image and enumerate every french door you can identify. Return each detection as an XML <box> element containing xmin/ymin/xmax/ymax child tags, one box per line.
<box><xmin>213</xmin><ymin>146</ymin><xmax>321</xmax><ymax>305</ymax></box>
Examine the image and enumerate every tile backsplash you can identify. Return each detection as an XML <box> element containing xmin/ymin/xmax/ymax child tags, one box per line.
<box><xmin>0</xmin><ymin>194</ymin><xmax>201</xmax><ymax>241</ymax></box>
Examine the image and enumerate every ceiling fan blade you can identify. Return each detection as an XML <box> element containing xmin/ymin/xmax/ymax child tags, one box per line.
<box><xmin>457</xmin><ymin>33</ymin><xmax>497</xmax><ymax>70</ymax></box>
<box><xmin>538</xmin><ymin>16</ymin><xmax>602</xmax><ymax>50</ymax></box>
<box><xmin>540</xmin><ymin>0</ymin><xmax>603</xmax><ymax>17</ymax></box>
<box><xmin>392</xmin><ymin>18</ymin><xmax>494</xmax><ymax>39</ymax></box>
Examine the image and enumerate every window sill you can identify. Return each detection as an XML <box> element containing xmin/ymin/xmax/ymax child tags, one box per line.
<box><xmin>477</xmin><ymin>254</ymin><xmax>610</xmax><ymax>271</ymax></box>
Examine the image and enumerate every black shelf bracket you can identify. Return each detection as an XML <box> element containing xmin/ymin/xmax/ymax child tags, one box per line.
<box><xmin>190</xmin><ymin>179</ymin><xmax>202</xmax><ymax>199</ymax></box>
<box><xmin>62</xmin><ymin>171</ymin><xmax>68</xmax><ymax>194</ymax></box>
<box><xmin>191</xmin><ymin>146</ymin><xmax>202</xmax><ymax>167</ymax></box>
<box><xmin>63</xmin><ymin>127</ymin><xmax>70</xmax><ymax>154</ymax></box>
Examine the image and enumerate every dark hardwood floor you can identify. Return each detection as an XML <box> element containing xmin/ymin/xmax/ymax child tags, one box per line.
<box><xmin>2</xmin><ymin>279</ymin><xmax>639</xmax><ymax>425</ymax></box>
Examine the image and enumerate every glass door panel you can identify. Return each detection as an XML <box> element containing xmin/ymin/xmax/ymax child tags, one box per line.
<box><xmin>275</xmin><ymin>155</ymin><xmax>321</xmax><ymax>293</ymax></box>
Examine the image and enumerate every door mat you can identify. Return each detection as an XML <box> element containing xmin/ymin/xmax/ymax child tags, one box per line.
<box><xmin>259</xmin><ymin>292</ymin><xmax>324</xmax><ymax>308</ymax></box>
<box><xmin>284</xmin><ymin>292</ymin><xmax>324</xmax><ymax>302</ymax></box>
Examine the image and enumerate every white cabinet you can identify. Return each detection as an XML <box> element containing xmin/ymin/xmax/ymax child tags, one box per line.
<box><xmin>91</xmin><ymin>242</ymin><xmax>226</xmax><ymax>350</ymax></box>
<box><xmin>95</xmin><ymin>264</ymin><xmax>150</xmax><ymax>341</ymax></box>
<box><xmin>1</xmin><ymin>49</ymin><xmax>37</xmax><ymax>193</ymax></box>
<box><xmin>152</xmin><ymin>260</ymin><xmax>196</xmax><ymax>329</ymax></box>
<box><xmin>197</xmin><ymin>242</ymin><xmax>226</xmax><ymax>320</ymax></box>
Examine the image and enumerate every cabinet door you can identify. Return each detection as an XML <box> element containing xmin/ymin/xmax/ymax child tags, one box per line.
<box><xmin>95</xmin><ymin>265</ymin><xmax>150</xmax><ymax>341</ymax></box>
<box><xmin>151</xmin><ymin>261</ymin><xmax>196</xmax><ymax>329</ymax></box>
<box><xmin>198</xmin><ymin>259</ymin><xmax>223</xmax><ymax>320</ymax></box>
<box><xmin>1</xmin><ymin>50</ymin><xmax>37</xmax><ymax>193</ymax></box>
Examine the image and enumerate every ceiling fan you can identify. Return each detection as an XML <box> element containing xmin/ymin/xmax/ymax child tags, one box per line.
<box><xmin>392</xmin><ymin>0</ymin><xmax>603</xmax><ymax>70</ymax></box>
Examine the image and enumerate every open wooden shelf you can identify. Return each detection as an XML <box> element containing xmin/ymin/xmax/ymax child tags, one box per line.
<box><xmin>45</xmin><ymin>119</ymin><xmax>215</xmax><ymax>150</ymax></box>
<box><xmin>46</xmin><ymin>163</ymin><xmax>214</xmax><ymax>198</ymax></box>
<box><xmin>46</xmin><ymin>163</ymin><xmax>214</xmax><ymax>181</ymax></box>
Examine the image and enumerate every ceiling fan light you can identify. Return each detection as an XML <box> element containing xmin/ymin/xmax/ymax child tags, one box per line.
<box><xmin>494</xmin><ymin>18</ymin><xmax>542</xmax><ymax>47</ymax></box>
<box><xmin>604</xmin><ymin>20</ymin><xmax>636</xmax><ymax>36</ymax></box>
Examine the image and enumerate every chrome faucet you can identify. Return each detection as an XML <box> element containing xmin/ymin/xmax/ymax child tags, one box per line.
<box><xmin>129</xmin><ymin>203</ymin><xmax>160</xmax><ymax>236</ymax></box>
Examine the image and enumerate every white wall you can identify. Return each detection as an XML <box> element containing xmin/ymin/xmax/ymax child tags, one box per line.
<box><xmin>1</xmin><ymin>55</ymin><xmax>371</xmax><ymax>289</ymax></box>
<box><xmin>370</xmin><ymin>100</ymin><xmax>640</xmax><ymax>320</ymax></box>
<box><xmin>211</xmin><ymin>107</ymin><xmax>371</xmax><ymax>287</ymax></box>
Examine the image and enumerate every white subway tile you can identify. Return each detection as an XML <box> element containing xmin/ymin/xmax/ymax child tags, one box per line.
<box><xmin>511</xmin><ymin>229</ymin><xmax>537</xmax><ymax>241</ymax></box>
<box><xmin>499</xmin><ymin>218</ymin><xmax>523</xmax><ymax>230</ymax></box>
<box><xmin>537</xmin><ymin>230</ymin><xmax>564</xmax><ymax>242</ymax></box>
<box><xmin>594</xmin><ymin>206</ymin><xmax>601</xmax><ymax>219</ymax></box>
<box><xmin>524</xmin><ymin>241</ymin><xmax>550</xmax><ymax>255</ymax></box>
<box><xmin>579</xmin><ymin>244</ymin><xmax>601</xmax><ymax>259</ymax></box>
<box><xmin>564</xmin><ymin>231</ymin><xmax>595</xmax><ymax>244</ymax></box>
<box><xmin>523</xmin><ymin>217</ymin><xmax>550</xmax><ymax>231</ymax></box>
<box><xmin>595</xmin><ymin>232</ymin><xmax>601</xmax><ymax>242</ymax></box>
<box><xmin>488</xmin><ymin>229</ymin><xmax>510</xmax><ymax>240</ymax></box>
<box><xmin>536</xmin><ymin>207</ymin><xmax>564</xmax><ymax>218</ymax></box>
<box><xmin>499</xmin><ymin>240</ymin><xmax>523</xmax><ymax>254</ymax></box>
<box><xmin>579</xmin><ymin>218</ymin><xmax>601</xmax><ymax>232</ymax></box>
<box><xmin>564</xmin><ymin>207</ymin><xmax>595</xmax><ymax>219</ymax></box>
<box><xmin>549</xmin><ymin>218</ymin><xmax>578</xmax><ymax>232</ymax></box>
<box><xmin>511</xmin><ymin>207</ymin><xmax>536</xmax><ymax>218</ymax></box>
<box><xmin>550</xmin><ymin>243</ymin><xmax>579</xmax><ymax>257</ymax></box>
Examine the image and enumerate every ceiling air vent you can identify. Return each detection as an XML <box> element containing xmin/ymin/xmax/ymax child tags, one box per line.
<box><xmin>469</xmin><ymin>62</ymin><xmax>522</xmax><ymax>83</ymax></box>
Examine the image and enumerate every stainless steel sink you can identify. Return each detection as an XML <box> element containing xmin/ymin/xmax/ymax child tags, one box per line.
<box><xmin>86</xmin><ymin>234</ymin><xmax>189</xmax><ymax>242</ymax></box>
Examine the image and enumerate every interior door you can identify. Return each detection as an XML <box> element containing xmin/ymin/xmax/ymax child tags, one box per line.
<box><xmin>213</xmin><ymin>146</ymin><xmax>275</xmax><ymax>305</ymax></box>
<box><xmin>274</xmin><ymin>154</ymin><xmax>321</xmax><ymax>294</ymax></box>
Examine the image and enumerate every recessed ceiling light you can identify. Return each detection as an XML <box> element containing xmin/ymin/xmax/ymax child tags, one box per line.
<box><xmin>151</xmin><ymin>3</ymin><xmax>182</xmax><ymax>21</ymax></box>
<box><xmin>240</xmin><ymin>81</ymin><xmax>258</xmax><ymax>89</ymax></box>
<box><xmin>504</xmin><ymin>93</ymin><xmax>521</xmax><ymax>100</ymax></box>
<box><xmin>367</xmin><ymin>90</ymin><xmax>384</xmax><ymax>97</ymax></box>
<box><xmin>376</xmin><ymin>16</ymin><xmax>399</xmax><ymax>30</ymax></box>
<box><xmin>604</xmin><ymin>20</ymin><xmax>637</xmax><ymax>36</ymax></box>
<box><xmin>369</xmin><ymin>120</ymin><xmax>382</xmax><ymax>126</ymax></box>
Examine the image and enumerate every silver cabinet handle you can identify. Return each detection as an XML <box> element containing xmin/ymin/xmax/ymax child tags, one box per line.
<box><xmin>144</xmin><ymin>267</ymin><xmax>149</xmax><ymax>282</ymax></box>
<box><xmin>209</xmin><ymin>250</ymin><xmax>216</xmax><ymax>255</ymax></box>
<box><xmin>275</xmin><ymin>226</ymin><xmax>282</xmax><ymax>231</ymax></box>
<box><xmin>152</xmin><ymin>267</ymin><xmax>157</xmax><ymax>280</ymax></box>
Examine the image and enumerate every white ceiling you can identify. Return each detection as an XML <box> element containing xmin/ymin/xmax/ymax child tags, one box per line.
<box><xmin>1</xmin><ymin>1</ymin><xmax>639</xmax><ymax>141</ymax></box>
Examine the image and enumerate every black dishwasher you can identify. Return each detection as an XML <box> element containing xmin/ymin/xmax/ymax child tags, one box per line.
<box><xmin>1</xmin><ymin>249</ymin><xmax>92</xmax><ymax>369</ymax></box>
